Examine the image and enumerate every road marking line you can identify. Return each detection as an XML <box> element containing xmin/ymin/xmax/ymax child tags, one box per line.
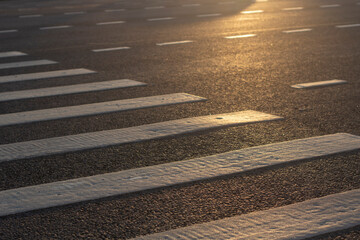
<box><xmin>282</xmin><ymin>7</ymin><xmax>304</xmax><ymax>11</ymax></box>
<box><xmin>156</xmin><ymin>40</ymin><xmax>193</xmax><ymax>46</ymax></box>
<box><xmin>0</xmin><ymin>111</ymin><xmax>281</xmax><ymax>163</ymax></box>
<box><xmin>218</xmin><ymin>1</ymin><xmax>235</xmax><ymax>5</ymax></box>
<box><xmin>241</xmin><ymin>10</ymin><xmax>264</xmax><ymax>14</ymax></box>
<box><xmin>40</xmin><ymin>25</ymin><xmax>72</xmax><ymax>30</ymax></box>
<box><xmin>96</xmin><ymin>21</ymin><xmax>125</xmax><ymax>25</ymax></box>
<box><xmin>320</xmin><ymin>4</ymin><xmax>340</xmax><ymax>8</ymax></box>
<box><xmin>0</xmin><ymin>93</ymin><xmax>206</xmax><ymax>127</ymax></box>
<box><xmin>1</xmin><ymin>133</ymin><xmax>359</xmax><ymax>217</ymax></box>
<box><xmin>0</xmin><ymin>51</ymin><xmax>27</xmax><ymax>58</ymax></box>
<box><xmin>64</xmin><ymin>11</ymin><xmax>85</xmax><ymax>15</ymax></box>
<box><xmin>92</xmin><ymin>46</ymin><xmax>130</xmax><ymax>52</ymax></box>
<box><xmin>336</xmin><ymin>23</ymin><xmax>360</xmax><ymax>28</ymax></box>
<box><xmin>145</xmin><ymin>6</ymin><xmax>165</xmax><ymax>10</ymax></box>
<box><xmin>147</xmin><ymin>17</ymin><xmax>174</xmax><ymax>21</ymax></box>
<box><xmin>0</xmin><ymin>60</ymin><xmax>57</xmax><ymax>70</ymax></box>
<box><xmin>225</xmin><ymin>34</ymin><xmax>256</xmax><ymax>39</ymax></box>
<box><xmin>0</xmin><ymin>79</ymin><xmax>146</xmax><ymax>102</ymax></box>
<box><xmin>0</xmin><ymin>68</ymin><xmax>96</xmax><ymax>84</ymax></box>
<box><xmin>104</xmin><ymin>9</ymin><xmax>125</xmax><ymax>12</ymax></box>
<box><xmin>291</xmin><ymin>79</ymin><xmax>347</xmax><ymax>89</ymax></box>
<box><xmin>283</xmin><ymin>28</ymin><xmax>312</xmax><ymax>33</ymax></box>
<box><xmin>182</xmin><ymin>4</ymin><xmax>200</xmax><ymax>7</ymax></box>
<box><xmin>134</xmin><ymin>188</ymin><xmax>360</xmax><ymax>240</ymax></box>
<box><xmin>19</xmin><ymin>14</ymin><xmax>42</xmax><ymax>18</ymax></box>
<box><xmin>197</xmin><ymin>13</ymin><xmax>221</xmax><ymax>17</ymax></box>
<box><xmin>0</xmin><ymin>30</ymin><xmax>18</xmax><ymax>34</ymax></box>
<box><xmin>255</xmin><ymin>0</ymin><xmax>268</xmax><ymax>2</ymax></box>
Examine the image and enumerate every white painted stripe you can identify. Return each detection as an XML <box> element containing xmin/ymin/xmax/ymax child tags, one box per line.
<box><xmin>320</xmin><ymin>4</ymin><xmax>340</xmax><ymax>8</ymax></box>
<box><xmin>147</xmin><ymin>17</ymin><xmax>174</xmax><ymax>21</ymax></box>
<box><xmin>182</xmin><ymin>4</ymin><xmax>200</xmax><ymax>7</ymax></box>
<box><xmin>1</xmin><ymin>133</ymin><xmax>359</xmax><ymax>216</ymax></box>
<box><xmin>104</xmin><ymin>9</ymin><xmax>124</xmax><ymax>12</ymax></box>
<box><xmin>283</xmin><ymin>28</ymin><xmax>312</xmax><ymax>33</ymax></box>
<box><xmin>282</xmin><ymin>7</ymin><xmax>304</xmax><ymax>11</ymax></box>
<box><xmin>0</xmin><ymin>79</ymin><xmax>146</xmax><ymax>102</ymax></box>
<box><xmin>218</xmin><ymin>1</ymin><xmax>235</xmax><ymax>5</ymax></box>
<box><xmin>156</xmin><ymin>40</ymin><xmax>193</xmax><ymax>46</ymax></box>
<box><xmin>19</xmin><ymin>14</ymin><xmax>42</xmax><ymax>18</ymax></box>
<box><xmin>197</xmin><ymin>13</ymin><xmax>221</xmax><ymax>17</ymax></box>
<box><xmin>96</xmin><ymin>21</ymin><xmax>125</xmax><ymax>25</ymax></box>
<box><xmin>40</xmin><ymin>25</ymin><xmax>71</xmax><ymax>30</ymax></box>
<box><xmin>291</xmin><ymin>79</ymin><xmax>347</xmax><ymax>89</ymax></box>
<box><xmin>64</xmin><ymin>11</ymin><xmax>85</xmax><ymax>15</ymax></box>
<box><xmin>256</xmin><ymin>0</ymin><xmax>268</xmax><ymax>2</ymax></box>
<box><xmin>336</xmin><ymin>23</ymin><xmax>360</xmax><ymax>28</ymax></box>
<box><xmin>0</xmin><ymin>93</ymin><xmax>206</xmax><ymax>127</ymax></box>
<box><xmin>0</xmin><ymin>68</ymin><xmax>96</xmax><ymax>84</ymax></box>
<box><xmin>241</xmin><ymin>10</ymin><xmax>264</xmax><ymax>14</ymax></box>
<box><xmin>92</xmin><ymin>46</ymin><xmax>130</xmax><ymax>52</ymax></box>
<box><xmin>0</xmin><ymin>111</ymin><xmax>281</xmax><ymax>163</ymax></box>
<box><xmin>145</xmin><ymin>6</ymin><xmax>164</xmax><ymax>10</ymax></box>
<box><xmin>225</xmin><ymin>34</ymin><xmax>256</xmax><ymax>39</ymax></box>
<box><xmin>0</xmin><ymin>60</ymin><xmax>57</xmax><ymax>70</ymax></box>
<box><xmin>0</xmin><ymin>51</ymin><xmax>27</xmax><ymax>58</ymax></box>
<box><xmin>0</xmin><ymin>29</ymin><xmax>18</xmax><ymax>34</ymax></box>
<box><xmin>134</xmin><ymin>188</ymin><xmax>360</xmax><ymax>240</ymax></box>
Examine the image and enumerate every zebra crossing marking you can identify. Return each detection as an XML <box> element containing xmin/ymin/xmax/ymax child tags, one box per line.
<box><xmin>336</xmin><ymin>23</ymin><xmax>360</xmax><ymax>28</ymax></box>
<box><xmin>156</xmin><ymin>40</ymin><xmax>193</xmax><ymax>46</ymax></box>
<box><xmin>40</xmin><ymin>25</ymin><xmax>72</xmax><ymax>30</ymax></box>
<box><xmin>283</xmin><ymin>28</ymin><xmax>312</xmax><ymax>33</ymax></box>
<box><xmin>0</xmin><ymin>60</ymin><xmax>57</xmax><ymax>70</ymax></box>
<box><xmin>282</xmin><ymin>7</ymin><xmax>304</xmax><ymax>11</ymax></box>
<box><xmin>225</xmin><ymin>34</ymin><xmax>256</xmax><ymax>39</ymax></box>
<box><xmin>147</xmin><ymin>17</ymin><xmax>174</xmax><ymax>21</ymax></box>
<box><xmin>241</xmin><ymin>10</ymin><xmax>263</xmax><ymax>14</ymax></box>
<box><xmin>0</xmin><ymin>30</ymin><xmax>18</xmax><ymax>34</ymax></box>
<box><xmin>145</xmin><ymin>6</ymin><xmax>165</xmax><ymax>10</ymax></box>
<box><xmin>0</xmin><ymin>79</ymin><xmax>146</xmax><ymax>102</ymax></box>
<box><xmin>0</xmin><ymin>133</ymin><xmax>358</xmax><ymax>216</ymax></box>
<box><xmin>291</xmin><ymin>79</ymin><xmax>347</xmax><ymax>89</ymax></box>
<box><xmin>96</xmin><ymin>21</ymin><xmax>125</xmax><ymax>25</ymax></box>
<box><xmin>134</xmin><ymin>188</ymin><xmax>360</xmax><ymax>239</ymax></box>
<box><xmin>197</xmin><ymin>13</ymin><xmax>221</xmax><ymax>17</ymax></box>
<box><xmin>0</xmin><ymin>111</ymin><xmax>282</xmax><ymax>163</ymax></box>
<box><xmin>320</xmin><ymin>4</ymin><xmax>340</xmax><ymax>8</ymax></box>
<box><xmin>0</xmin><ymin>51</ymin><xmax>27</xmax><ymax>58</ymax></box>
<box><xmin>92</xmin><ymin>46</ymin><xmax>130</xmax><ymax>52</ymax></box>
<box><xmin>0</xmin><ymin>93</ymin><xmax>206</xmax><ymax>127</ymax></box>
<box><xmin>19</xmin><ymin>14</ymin><xmax>42</xmax><ymax>18</ymax></box>
<box><xmin>0</xmin><ymin>68</ymin><xmax>96</xmax><ymax>84</ymax></box>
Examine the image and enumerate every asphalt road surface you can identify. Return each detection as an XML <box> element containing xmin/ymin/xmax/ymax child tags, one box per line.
<box><xmin>0</xmin><ymin>0</ymin><xmax>359</xmax><ymax>239</ymax></box>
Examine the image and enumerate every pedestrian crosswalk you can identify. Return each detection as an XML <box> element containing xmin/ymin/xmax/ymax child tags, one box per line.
<box><xmin>0</xmin><ymin>79</ymin><xmax>146</xmax><ymax>102</ymax></box>
<box><xmin>0</xmin><ymin>93</ymin><xmax>206</xmax><ymax>126</ymax></box>
<box><xmin>0</xmin><ymin>51</ymin><xmax>27</xmax><ymax>58</ymax></box>
<box><xmin>0</xmin><ymin>110</ymin><xmax>281</xmax><ymax>162</ymax></box>
<box><xmin>0</xmin><ymin>59</ymin><xmax>56</xmax><ymax>70</ymax></box>
<box><xmin>0</xmin><ymin>68</ymin><xmax>95</xmax><ymax>83</ymax></box>
<box><xmin>0</xmin><ymin>50</ymin><xmax>359</xmax><ymax>239</ymax></box>
<box><xmin>0</xmin><ymin>133</ymin><xmax>358</xmax><ymax>217</ymax></box>
<box><xmin>133</xmin><ymin>189</ymin><xmax>360</xmax><ymax>240</ymax></box>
